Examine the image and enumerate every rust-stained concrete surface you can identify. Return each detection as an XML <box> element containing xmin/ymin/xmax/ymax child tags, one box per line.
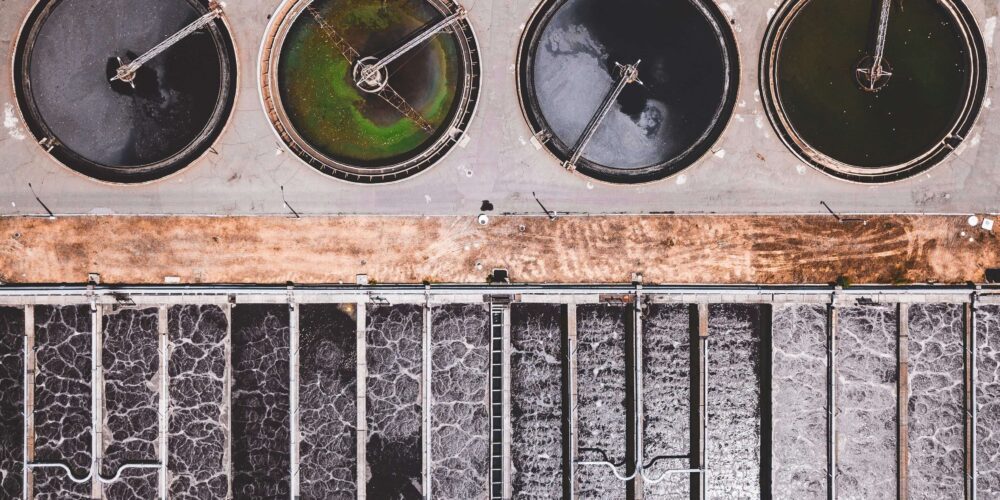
<box><xmin>0</xmin><ymin>216</ymin><xmax>995</xmax><ymax>284</ymax></box>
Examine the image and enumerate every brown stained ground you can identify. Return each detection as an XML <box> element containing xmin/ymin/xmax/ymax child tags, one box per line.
<box><xmin>0</xmin><ymin>215</ymin><xmax>995</xmax><ymax>284</ymax></box>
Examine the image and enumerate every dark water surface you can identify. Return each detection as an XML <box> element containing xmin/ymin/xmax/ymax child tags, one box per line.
<box><xmin>430</xmin><ymin>304</ymin><xmax>490</xmax><ymax>499</ymax></box>
<box><xmin>575</xmin><ymin>304</ymin><xmax>626</xmax><ymax>497</ymax></box>
<box><xmin>528</xmin><ymin>0</ymin><xmax>732</xmax><ymax>174</ymax></box>
<box><xmin>231</xmin><ymin>305</ymin><xmax>290</xmax><ymax>499</ymax></box>
<box><xmin>907</xmin><ymin>303</ymin><xmax>964</xmax><ymax>499</ymax></box>
<box><xmin>771</xmin><ymin>304</ymin><xmax>827</xmax><ymax>498</ymax></box>
<box><xmin>510</xmin><ymin>304</ymin><xmax>564</xmax><ymax>498</ymax></box>
<box><xmin>776</xmin><ymin>0</ymin><xmax>970</xmax><ymax>167</ymax></box>
<box><xmin>21</xmin><ymin>0</ymin><xmax>228</xmax><ymax>170</ymax></box>
<box><xmin>168</xmin><ymin>305</ymin><xmax>229</xmax><ymax>499</ymax></box>
<box><xmin>33</xmin><ymin>305</ymin><xmax>92</xmax><ymax>499</ymax></box>
<box><xmin>977</xmin><ymin>305</ymin><xmax>1000</xmax><ymax>495</ymax></box>
<box><xmin>0</xmin><ymin>308</ymin><xmax>23</xmax><ymax>499</ymax></box>
<box><xmin>102</xmin><ymin>308</ymin><xmax>159</xmax><ymax>499</ymax></box>
<box><xmin>836</xmin><ymin>305</ymin><xmax>897</xmax><ymax>499</ymax></box>
<box><xmin>642</xmin><ymin>304</ymin><xmax>691</xmax><ymax>499</ymax></box>
<box><xmin>366</xmin><ymin>304</ymin><xmax>422</xmax><ymax>499</ymax></box>
<box><xmin>706</xmin><ymin>304</ymin><xmax>766</xmax><ymax>498</ymax></box>
<box><xmin>299</xmin><ymin>304</ymin><xmax>357</xmax><ymax>499</ymax></box>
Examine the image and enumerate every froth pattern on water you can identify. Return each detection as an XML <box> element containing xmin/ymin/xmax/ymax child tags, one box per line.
<box><xmin>0</xmin><ymin>307</ymin><xmax>23</xmax><ymax>499</ymax></box>
<box><xmin>642</xmin><ymin>303</ymin><xmax>691</xmax><ymax>499</ymax></box>
<box><xmin>836</xmin><ymin>305</ymin><xmax>897</xmax><ymax>500</ymax></box>
<box><xmin>366</xmin><ymin>304</ymin><xmax>422</xmax><ymax>499</ymax></box>
<box><xmin>510</xmin><ymin>304</ymin><xmax>564</xmax><ymax>498</ymax></box>
<box><xmin>706</xmin><ymin>304</ymin><xmax>763</xmax><ymax>499</ymax></box>
<box><xmin>575</xmin><ymin>304</ymin><xmax>626</xmax><ymax>497</ymax></box>
<box><xmin>231</xmin><ymin>305</ymin><xmax>290</xmax><ymax>498</ymax></box>
<box><xmin>33</xmin><ymin>304</ymin><xmax>92</xmax><ymax>499</ymax></box>
<box><xmin>907</xmin><ymin>303</ymin><xmax>964</xmax><ymax>498</ymax></box>
<box><xmin>771</xmin><ymin>304</ymin><xmax>827</xmax><ymax>498</ymax></box>
<box><xmin>531</xmin><ymin>0</ymin><xmax>730</xmax><ymax>171</ymax></box>
<box><xmin>168</xmin><ymin>305</ymin><xmax>228</xmax><ymax>499</ymax></box>
<box><xmin>298</xmin><ymin>304</ymin><xmax>357</xmax><ymax>499</ymax></box>
<box><xmin>977</xmin><ymin>304</ymin><xmax>1000</xmax><ymax>495</ymax></box>
<box><xmin>431</xmin><ymin>304</ymin><xmax>490</xmax><ymax>499</ymax></box>
<box><xmin>102</xmin><ymin>308</ymin><xmax>159</xmax><ymax>499</ymax></box>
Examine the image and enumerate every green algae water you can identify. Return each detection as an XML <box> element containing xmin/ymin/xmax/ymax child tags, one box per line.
<box><xmin>278</xmin><ymin>0</ymin><xmax>461</xmax><ymax>166</ymax></box>
<box><xmin>775</xmin><ymin>0</ymin><xmax>972</xmax><ymax>169</ymax></box>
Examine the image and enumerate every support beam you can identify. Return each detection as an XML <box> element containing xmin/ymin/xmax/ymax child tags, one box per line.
<box><xmin>355</xmin><ymin>7</ymin><xmax>467</xmax><ymax>87</ymax></box>
<box><xmin>357</xmin><ymin>302</ymin><xmax>367</xmax><ymax>500</ymax></box>
<box><xmin>563</xmin><ymin>61</ymin><xmax>642</xmax><ymax>170</ymax></box>
<box><xmin>158</xmin><ymin>306</ymin><xmax>169</xmax><ymax>500</ymax></box>
<box><xmin>23</xmin><ymin>305</ymin><xmax>34</xmax><ymax>500</ymax></box>
<box><xmin>693</xmin><ymin>303</ymin><xmax>708</xmax><ymax>500</ymax></box>
<box><xmin>855</xmin><ymin>0</ymin><xmax>893</xmax><ymax>91</ymax></box>
<box><xmin>92</xmin><ymin>300</ymin><xmax>103</xmax><ymax>499</ymax></box>
<box><xmin>827</xmin><ymin>303</ymin><xmax>838</xmax><ymax>500</ymax></box>
<box><xmin>112</xmin><ymin>6</ymin><xmax>222</xmax><ymax>84</ymax></box>
<box><xmin>562</xmin><ymin>303</ymin><xmax>578</xmax><ymax>500</ymax></box>
<box><xmin>422</xmin><ymin>295</ymin><xmax>433</xmax><ymax>499</ymax></box>
<box><xmin>501</xmin><ymin>304</ymin><xmax>512</xmax><ymax>500</ymax></box>
<box><xmin>626</xmin><ymin>290</ymin><xmax>643</xmax><ymax>499</ymax></box>
<box><xmin>965</xmin><ymin>297</ymin><xmax>977</xmax><ymax>500</ymax></box>
<box><xmin>224</xmin><ymin>304</ymin><xmax>234</xmax><ymax>500</ymax></box>
<box><xmin>898</xmin><ymin>303</ymin><xmax>909</xmax><ymax>500</ymax></box>
<box><xmin>289</xmin><ymin>301</ymin><xmax>300</xmax><ymax>500</ymax></box>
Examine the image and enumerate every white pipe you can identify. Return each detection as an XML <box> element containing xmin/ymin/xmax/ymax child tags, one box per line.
<box><xmin>631</xmin><ymin>284</ymin><xmax>644</xmax><ymax>495</ymax></box>
<box><xmin>828</xmin><ymin>301</ymin><xmax>838</xmax><ymax>500</ymax></box>
<box><xmin>289</xmin><ymin>300</ymin><xmax>300</xmax><ymax>500</ymax></box>
<box><xmin>423</xmin><ymin>288</ymin><xmax>433</xmax><ymax>499</ymax></box>
<box><xmin>0</xmin><ymin>283</ymin><xmax>991</xmax><ymax>300</ymax></box>
<box><xmin>566</xmin><ymin>303</ymin><xmax>578</xmax><ymax>500</ymax></box>
<box><xmin>575</xmin><ymin>462</ymin><xmax>705</xmax><ymax>484</ymax></box>
<box><xmin>27</xmin><ymin>462</ymin><xmax>162</xmax><ymax>484</ymax></box>
<box><xmin>970</xmin><ymin>293</ymin><xmax>978</xmax><ymax>499</ymax></box>
<box><xmin>22</xmin><ymin>305</ymin><xmax>33</xmax><ymax>500</ymax></box>
<box><xmin>357</xmin><ymin>302</ymin><xmax>368</xmax><ymax>500</ymax></box>
<box><xmin>91</xmin><ymin>298</ymin><xmax>101</xmax><ymax>498</ymax></box>
<box><xmin>158</xmin><ymin>306</ymin><xmax>169</xmax><ymax>500</ymax></box>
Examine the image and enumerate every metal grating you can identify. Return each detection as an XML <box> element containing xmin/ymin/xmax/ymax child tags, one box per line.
<box><xmin>490</xmin><ymin>305</ymin><xmax>505</xmax><ymax>499</ymax></box>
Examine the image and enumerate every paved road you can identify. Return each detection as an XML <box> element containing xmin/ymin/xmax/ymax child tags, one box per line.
<box><xmin>1</xmin><ymin>0</ymin><xmax>998</xmax><ymax>216</ymax></box>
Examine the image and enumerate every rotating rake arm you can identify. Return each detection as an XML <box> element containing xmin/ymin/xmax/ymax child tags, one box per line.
<box><xmin>306</xmin><ymin>2</ymin><xmax>437</xmax><ymax>133</ymax></box>
<box><xmin>564</xmin><ymin>61</ymin><xmax>642</xmax><ymax>170</ymax></box>
<box><xmin>111</xmin><ymin>5</ymin><xmax>223</xmax><ymax>85</ymax></box>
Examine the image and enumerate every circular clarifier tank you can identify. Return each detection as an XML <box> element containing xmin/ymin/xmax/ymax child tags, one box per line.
<box><xmin>761</xmin><ymin>0</ymin><xmax>986</xmax><ymax>183</ymax></box>
<box><xmin>13</xmin><ymin>0</ymin><xmax>237</xmax><ymax>183</ymax></box>
<box><xmin>260</xmin><ymin>0</ymin><xmax>481</xmax><ymax>183</ymax></box>
<box><xmin>517</xmin><ymin>0</ymin><xmax>739</xmax><ymax>184</ymax></box>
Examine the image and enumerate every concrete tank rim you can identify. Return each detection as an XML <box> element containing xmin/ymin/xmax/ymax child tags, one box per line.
<box><xmin>10</xmin><ymin>0</ymin><xmax>240</xmax><ymax>186</ymax></box>
<box><xmin>514</xmin><ymin>0</ymin><xmax>742</xmax><ymax>186</ymax></box>
<box><xmin>256</xmin><ymin>0</ymin><xmax>484</xmax><ymax>186</ymax></box>
<box><xmin>758</xmin><ymin>0</ymin><xmax>989</xmax><ymax>185</ymax></box>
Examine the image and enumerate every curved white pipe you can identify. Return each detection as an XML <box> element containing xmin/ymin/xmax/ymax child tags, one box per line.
<box><xmin>576</xmin><ymin>461</ymin><xmax>705</xmax><ymax>484</ymax></box>
<box><xmin>27</xmin><ymin>462</ymin><xmax>162</xmax><ymax>484</ymax></box>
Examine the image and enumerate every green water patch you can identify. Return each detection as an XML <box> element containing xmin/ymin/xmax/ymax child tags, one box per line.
<box><xmin>775</xmin><ymin>0</ymin><xmax>971</xmax><ymax>168</ymax></box>
<box><xmin>278</xmin><ymin>0</ymin><xmax>461</xmax><ymax>166</ymax></box>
